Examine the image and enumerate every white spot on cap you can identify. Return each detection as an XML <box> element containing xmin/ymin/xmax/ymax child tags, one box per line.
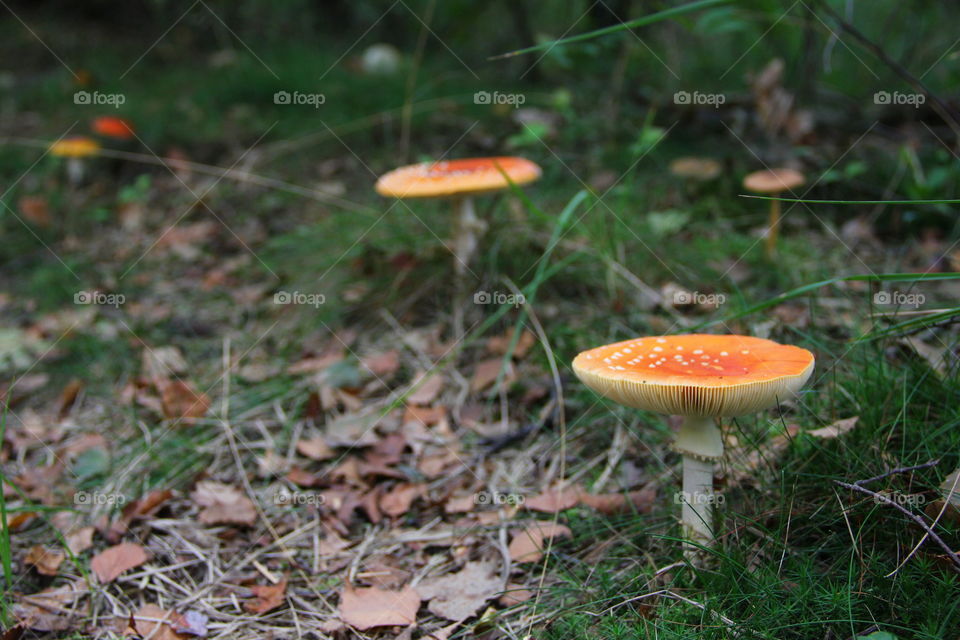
<box><xmin>653</xmin><ymin>346</ymin><xmax>663</xmax><ymax>352</ymax></box>
<box><xmin>720</xmin><ymin>351</ymin><xmax>729</xmax><ymax>356</ymax></box>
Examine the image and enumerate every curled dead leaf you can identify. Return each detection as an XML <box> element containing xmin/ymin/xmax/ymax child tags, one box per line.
<box><xmin>508</xmin><ymin>521</ymin><xmax>572</xmax><ymax>563</ymax></box>
<box><xmin>91</xmin><ymin>542</ymin><xmax>149</xmax><ymax>583</ymax></box>
<box><xmin>339</xmin><ymin>585</ymin><xmax>421</xmax><ymax>630</ymax></box>
<box><xmin>191</xmin><ymin>480</ymin><xmax>257</xmax><ymax>526</ymax></box>
<box><xmin>245</xmin><ymin>577</ymin><xmax>288</xmax><ymax>614</ymax></box>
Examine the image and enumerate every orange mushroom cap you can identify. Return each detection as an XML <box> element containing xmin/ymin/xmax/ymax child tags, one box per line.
<box><xmin>92</xmin><ymin>116</ymin><xmax>135</xmax><ymax>140</ymax></box>
<box><xmin>375</xmin><ymin>157</ymin><xmax>541</xmax><ymax>198</ymax></box>
<box><xmin>573</xmin><ymin>334</ymin><xmax>814</xmax><ymax>417</ymax></box>
<box><xmin>49</xmin><ymin>136</ymin><xmax>101</xmax><ymax>158</ymax></box>
<box><xmin>743</xmin><ymin>168</ymin><xmax>805</xmax><ymax>193</ymax></box>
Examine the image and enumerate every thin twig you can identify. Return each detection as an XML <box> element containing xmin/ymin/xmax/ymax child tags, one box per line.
<box><xmin>853</xmin><ymin>459</ymin><xmax>939</xmax><ymax>486</ymax></box>
<box><xmin>834</xmin><ymin>479</ymin><xmax>960</xmax><ymax>572</ymax></box>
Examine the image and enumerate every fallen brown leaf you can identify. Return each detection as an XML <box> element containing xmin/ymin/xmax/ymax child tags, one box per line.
<box><xmin>579</xmin><ymin>487</ymin><xmax>656</xmax><ymax>515</ymax></box>
<box><xmin>380</xmin><ymin>483</ymin><xmax>425</xmax><ymax>518</ymax></box>
<box><xmin>499</xmin><ymin>584</ymin><xmax>534</xmax><ymax>607</ymax></box>
<box><xmin>808</xmin><ymin>417</ymin><xmax>858</xmax><ymax>439</ymax></box>
<box><xmin>417</xmin><ymin>561</ymin><xmax>501</xmax><ymax>622</ymax></box>
<box><xmin>57</xmin><ymin>379</ymin><xmax>83</xmax><ymax>420</ymax></box>
<box><xmin>471</xmin><ymin>358</ymin><xmax>515</xmax><ymax>393</ymax></box>
<box><xmin>91</xmin><ymin>542</ymin><xmax>149</xmax><ymax>583</ymax></box>
<box><xmin>524</xmin><ymin>486</ymin><xmax>582</xmax><ymax>513</ymax></box>
<box><xmin>122</xmin><ymin>604</ymin><xmax>188</xmax><ymax>640</ymax></box>
<box><xmin>18</xmin><ymin>195</ymin><xmax>51</xmax><ymax>228</ymax></box>
<box><xmin>339</xmin><ymin>585</ymin><xmax>421</xmax><ymax>630</ymax></box>
<box><xmin>65</xmin><ymin>526</ymin><xmax>95</xmax><ymax>555</ymax></box>
<box><xmin>25</xmin><ymin>546</ymin><xmax>65</xmax><ymax>576</ymax></box>
<box><xmin>296</xmin><ymin>436</ymin><xmax>335</xmax><ymax>460</ymax></box>
<box><xmin>12</xmin><ymin>580</ymin><xmax>86</xmax><ymax>632</ymax></box>
<box><xmin>361</xmin><ymin>350</ymin><xmax>401</xmax><ymax>377</ymax></box>
<box><xmin>160</xmin><ymin>380</ymin><xmax>210</xmax><ymax>424</ymax></box>
<box><xmin>407</xmin><ymin>373</ymin><xmax>443</xmax><ymax>405</ymax></box>
<box><xmin>487</xmin><ymin>328</ymin><xmax>536</xmax><ymax>359</ymax></box>
<box><xmin>245</xmin><ymin>577</ymin><xmax>288</xmax><ymax>614</ymax></box>
<box><xmin>508</xmin><ymin>521</ymin><xmax>572</xmax><ymax>563</ymax></box>
<box><xmin>191</xmin><ymin>480</ymin><xmax>257</xmax><ymax>526</ymax></box>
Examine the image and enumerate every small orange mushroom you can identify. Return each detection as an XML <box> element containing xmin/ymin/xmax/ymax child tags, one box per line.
<box><xmin>49</xmin><ymin>136</ymin><xmax>101</xmax><ymax>185</ymax></box>
<box><xmin>743</xmin><ymin>168</ymin><xmax>805</xmax><ymax>258</ymax></box>
<box><xmin>376</xmin><ymin>157</ymin><xmax>541</xmax><ymax>335</ymax></box>
<box><xmin>91</xmin><ymin>116</ymin><xmax>135</xmax><ymax>140</ymax></box>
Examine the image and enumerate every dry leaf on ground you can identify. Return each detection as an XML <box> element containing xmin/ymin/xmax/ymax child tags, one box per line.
<box><xmin>524</xmin><ymin>486</ymin><xmax>582</xmax><ymax>513</ymax></box>
<box><xmin>13</xmin><ymin>580</ymin><xmax>86</xmax><ymax>632</ymax></box>
<box><xmin>471</xmin><ymin>358</ymin><xmax>515</xmax><ymax>392</ymax></box>
<box><xmin>91</xmin><ymin>542</ymin><xmax>149</xmax><ymax>583</ymax></box>
<box><xmin>380</xmin><ymin>483</ymin><xmax>424</xmax><ymax>518</ymax></box>
<box><xmin>121</xmin><ymin>604</ymin><xmax>188</xmax><ymax>640</ymax></box>
<box><xmin>246</xmin><ymin>577</ymin><xmax>288</xmax><ymax>614</ymax></box>
<box><xmin>417</xmin><ymin>561</ymin><xmax>502</xmax><ymax>621</ymax></box>
<box><xmin>191</xmin><ymin>480</ymin><xmax>257</xmax><ymax>526</ymax></box>
<box><xmin>499</xmin><ymin>584</ymin><xmax>534</xmax><ymax>607</ymax></box>
<box><xmin>339</xmin><ymin>585</ymin><xmax>421</xmax><ymax>630</ymax></box>
<box><xmin>65</xmin><ymin>526</ymin><xmax>95</xmax><ymax>554</ymax></box>
<box><xmin>25</xmin><ymin>546</ymin><xmax>64</xmax><ymax>576</ymax></box>
<box><xmin>296</xmin><ymin>436</ymin><xmax>335</xmax><ymax>460</ymax></box>
<box><xmin>579</xmin><ymin>487</ymin><xmax>656</xmax><ymax>515</ymax></box>
<box><xmin>160</xmin><ymin>380</ymin><xmax>210</xmax><ymax>424</ymax></box>
<box><xmin>407</xmin><ymin>373</ymin><xmax>443</xmax><ymax>405</ymax></box>
<box><xmin>808</xmin><ymin>417</ymin><xmax>858</xmax><ymax>439</ymax></box>
<box><xmin>508</xmin><ymin>521</ymin><xmax>572</xmax><ymax>563</ymax></box>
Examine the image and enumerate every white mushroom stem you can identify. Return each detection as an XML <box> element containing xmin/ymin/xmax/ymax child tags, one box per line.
<box><xmin>452</xmin><ymin>196</ymin><xmax>485</xmax><ymax>276</ymax></box>
<box><xmin>66</xmin><ymin>158</ymin><xmax>85</xmax><ymax>186</ymax></box>
<box><xmin>451</xmin><ymin>196</ymin><xmax>487</xmax><ymax>338</ymax></box>
<box><xmin>681</xmin><ymin>455</ymin><xmax>715</xmax><ymax>546</ymax></box>
<box><xmin>674</xmin><ymin>415</ymin><xmax>723</xmax><ymax>551</ymax></box>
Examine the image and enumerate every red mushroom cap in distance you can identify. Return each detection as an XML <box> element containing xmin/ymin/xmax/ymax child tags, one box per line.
<box><xmin>573</xmin><ymin>334</ymin><xmax>814</xmax><ymax>417</ymax></box>
<box><xmin>375</xmin><ymin>157</ymin><xmax>541</xmax><ymax>198</ymax></box>
<box><xmin>91</xmin><ymin>116</ymin><xmax>135</xmax><ymax>140</ymax></box>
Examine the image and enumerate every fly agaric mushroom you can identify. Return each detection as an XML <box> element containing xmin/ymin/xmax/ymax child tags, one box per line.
<box><xmin>91</xmin><ymin>116</ymin><xmax>135</xmax><ymax>141</ymax></box>
<box><xmin>376</xmin><ymin>157</ymin><xmax>541</xmax><ymax>335</ymax></box>
<box><xmin>743</xmin><ymin>168</ymin><xmax>805</xmax><ymax>258</ymax></box>
<box><xmin>573</xmin><ymin>334</ymin><xmax>814</xmax><ymax>552</ymax></box>
<box><xmin>49</xmin><ymin>136</ymin><xmax>101</xmax><ymax>185</ymax></box>
<box><xmin>669</xmin><ymin>157</ymin><xmax>721</xmax><ymax>182</ymax></box>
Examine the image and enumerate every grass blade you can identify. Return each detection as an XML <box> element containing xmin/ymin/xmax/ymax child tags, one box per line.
<box><xmin>491</xmin><ymin>0</ymin><xmax>731</xmax><ymax>59</ymax></box>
